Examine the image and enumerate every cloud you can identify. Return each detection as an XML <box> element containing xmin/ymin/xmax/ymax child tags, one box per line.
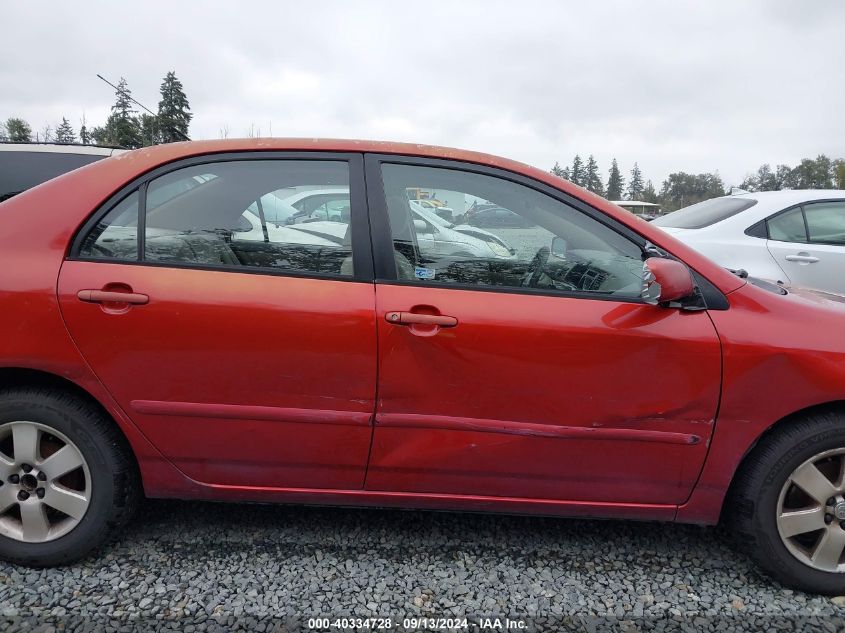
<box><xmin>2</xmin><ymin>0</ymin><xmax>843</xmax><ymax>186</ymax></box>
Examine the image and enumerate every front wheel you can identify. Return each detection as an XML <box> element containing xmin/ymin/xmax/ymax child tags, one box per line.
<box><xmin>727</xmin><ymin>410</ymin><xmax>845</xmax><ymax>594</ymax></box>
<box><xmin>0</xmin><ymin>388</ymin><xmax>139</xmax><ymax>566</ymax></box>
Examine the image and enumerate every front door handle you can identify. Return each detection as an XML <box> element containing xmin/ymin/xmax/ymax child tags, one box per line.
<box><xmin>77</xmin><ymin>289</ymin><xmax>149</xmax><ymax>305</ymax></box>
<box><xmin>784</xmin><ymin>253</ymin><xmax>819</xmax><ymax>263</ymax></box>
<box><xmin>385</xmin><ymin>311</ymin><xmax>458</xmax><ymax>328</ymax></box>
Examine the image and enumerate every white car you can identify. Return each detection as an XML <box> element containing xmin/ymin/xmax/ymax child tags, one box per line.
<box><xmin>410</xmin><ymin>198</ymin><xmax>454</xmax><ymax>219</ymax></box>
<box><xmin>234</xmin><ymin>188</ymin><xmax>350</xmax><ymax>226</ymax></box>
<box><xmin>279</xmin><ymin>187</ymin><xmax>350</xmax><ymax>224</ymax></box>
<box><xmin>409</xmin><ymin>200</ymin><xmax>514</xmax><ymax>258</ymax></box>
<box><xmin>236</xmin><ymin>208</ymin><xmax>341</xmax><ymax>246</ymax></box>
<box><xmin>653</xmin><ymin>190</ymin><xmax>845</xmax><ymax>294</ymax></box>
<box><xmin>274</xmin><ymin>188</ymin><xmax>515</xmax><ymax>259</ymax></box>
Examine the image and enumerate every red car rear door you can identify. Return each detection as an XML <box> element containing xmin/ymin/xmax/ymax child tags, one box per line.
<box><xmin>58</xmin><ymin>154</ymin><xmax>377</xmax><ymax>489</ymax></box>
<box><xmin>364</xmin><ymin>155</ymin><xmax>722</xmax><ymax>505</ymax></box>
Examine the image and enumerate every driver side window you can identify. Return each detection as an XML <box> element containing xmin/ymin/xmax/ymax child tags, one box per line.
<box><xmin>380</xmin><ymin>163</ymin><xmax>644</xmax><ymax>298</ymax></box>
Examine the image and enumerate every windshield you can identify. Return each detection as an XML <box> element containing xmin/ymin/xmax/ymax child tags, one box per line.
<box><xmin>652</xmin><ymin>197</ymin><xmax>757</xmax><ymax>229</ymax></box>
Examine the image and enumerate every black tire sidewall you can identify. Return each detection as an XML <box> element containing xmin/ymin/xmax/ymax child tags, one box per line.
<box><xmin>0</xmin><ymin>394</ymin><xmax>119</xmax><ymax>564</ymax></box>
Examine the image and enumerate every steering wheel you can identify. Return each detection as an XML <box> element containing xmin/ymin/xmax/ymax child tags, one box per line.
<box><xmin>525</xmin><ymin>246</ymin><xmax>550</xmax><ymax>287</ymax></box>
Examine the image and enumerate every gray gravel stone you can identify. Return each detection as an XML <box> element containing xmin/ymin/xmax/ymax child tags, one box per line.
<box><xmin>0</xmin><ymin>500</ymin><xmax>844</xmax><ymax>631</ymax></box>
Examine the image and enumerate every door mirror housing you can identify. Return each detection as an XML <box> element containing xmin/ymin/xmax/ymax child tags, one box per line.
<box><xmin>641</xmin><ymin>257</ymin><xmax>695</xmax><ymax>305</ymax></box>
<box><xmin>413</xmin><ymin>219</ymin><xmax>429</xmax><ymax>232</ymax></box>
<box><xmin>550</xmin><ymin>236</ymin><xmax>568</xmax><ymax>259</ymax></box>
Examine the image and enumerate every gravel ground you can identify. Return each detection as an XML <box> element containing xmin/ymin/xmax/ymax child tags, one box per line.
<box><xmin>1</xmin><ymin>500</ymin><xmax>844</xmax><ymax>632</ymax></box>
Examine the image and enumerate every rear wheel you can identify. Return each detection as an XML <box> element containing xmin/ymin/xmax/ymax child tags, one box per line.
<box><xmin>0</xmin><ymin>388</ymin><xmax>139</xmax><ymax>566</ymax></box>
<box><xmin>728</xmin><ymin>411</ymin><xmax>845</xmax><ymax>594</ymax></box>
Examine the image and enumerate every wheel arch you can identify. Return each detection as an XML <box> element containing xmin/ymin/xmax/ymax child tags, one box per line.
<box><xmin>0</xmin><ymin>366</ymin><xmax>141</xmax><ymax>475</ymax></box>
<box><xmin>720</xmin><ymin>399</ymin><xmax>845</xmax><ymax>522</ymax></box>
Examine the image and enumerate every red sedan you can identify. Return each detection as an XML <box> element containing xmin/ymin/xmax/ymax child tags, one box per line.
<box><xmin>0</xmin><ymin>139</ymin><xmax>844</xmax><ymax>593</ymax></box>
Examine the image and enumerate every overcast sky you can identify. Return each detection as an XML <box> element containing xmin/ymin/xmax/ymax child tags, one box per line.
<box><xmin>2</xmin><ymin>1</ymin><xmax>844</xmax><ymax>186</ymax></box>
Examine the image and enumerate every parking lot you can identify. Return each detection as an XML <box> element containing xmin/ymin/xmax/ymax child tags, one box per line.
<box><xmin>1</xmin><ymin>500</ymin><xmax>844</xmax><ymax>631</ymax></box>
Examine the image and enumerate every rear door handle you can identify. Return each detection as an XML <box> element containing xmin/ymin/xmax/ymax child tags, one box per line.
<box><xmin>385</xmin><ymin>311</ymin><xmax>458</xmax><ymax>327</ymax></box>
<box><xmin>784</xmin><ymin>253</ymin><xmax>819</xmax><ymax>263</ymax></box>
<box><xmin>77</xmin><ymin>290</ymin><xmax>149</xmax><ymax>305</ymax></box>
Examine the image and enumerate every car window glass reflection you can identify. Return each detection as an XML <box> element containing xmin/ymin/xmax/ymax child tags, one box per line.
<box><xmin>83</xmin><ymin>160</ymin><xmax>356</xmax><ymax>277</ymax></box>
<box><xmin>381</xmin><ymin>163</ymin><xmax>644</xmax><ymax>297</ymax></box>
<box><xmin>804</xmin><ymin>202</ymin><xmax>845</xmax><ymax>245</ymax></box>
<box><xmin>78</xmin><ymin>190</ymin><xmax>139</xmax><ymax>260</ymax></box>
<box><xmin>767</xmin><ymin>207</ymin><xmax>807</xmax><ymax>243</ymax></box>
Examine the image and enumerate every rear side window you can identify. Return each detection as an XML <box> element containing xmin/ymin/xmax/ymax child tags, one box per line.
<box><xmin>652</xmin><ymin>197</ymin><xmax>757</xmax><ymax>229</ymax></box>
<box><xmin>77</xmin><ymin>159</ymin><xmax>356</xmax><ymax>278</ymax></box>
<box><xmin>767</xmin><ymin>207</ymin><xmax>807</xmax><ymax>242</ymax></box>
<box><xmin>78</xmin><ymin>191</ymin><xmax>139</xmax><ymax>259</ymax></box>
<box><xmin>0</xmin><ymin>150</ymin><xmax>105</xmax><ymax>202</ymax></box>
<box><xmin>761</xmin><ymin>201</ymin><xmax>845</xmax><ymax>245</ymax></box>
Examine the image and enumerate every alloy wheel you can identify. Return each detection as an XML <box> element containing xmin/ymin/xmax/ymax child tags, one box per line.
<box><xmin>777</xmin><ymin>447</ymin><xmax>845</xmax><ymax>572</ymax></box>
<box><xmin>0</xmin><ymin>421</ymin><xmax>91</xmax><ymax>543</ymax></box>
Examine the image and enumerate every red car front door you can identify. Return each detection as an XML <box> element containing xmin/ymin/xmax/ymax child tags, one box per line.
<box><xmin>364</xmin><ymin>157</ymin><xmax>722</xmax><ymax>505</ymax></box>
<box><xmin>58</xmin><ymin>154</ymin><xmax>377</xmax><ymax>490</ymax></box>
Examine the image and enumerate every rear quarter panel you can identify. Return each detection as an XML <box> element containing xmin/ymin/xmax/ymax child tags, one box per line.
<box><xmin>0</xmin><ymin>157</ymin><xmax>207</xmax><ymax>496</ymax></box>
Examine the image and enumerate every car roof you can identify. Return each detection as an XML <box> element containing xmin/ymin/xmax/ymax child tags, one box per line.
<box><xmin>735</xmin><ymin>189</ymin><xmax>845</xmax><ymax>204</ymax></box>
<box><xmin>611</xmin><ymin>200</ymin><xmax>661</xmax><ymax>207</ymax></box>
<box><xmin>0</xmin><ymin>142</ymin><xmax>126</xmax><ymax>156</ymax></box>
<box><xmin>708</xmin><ymin>190</ymin><xmax>845</xmax><ymax>229</ymax></box>
<box><xmin>0</xmin><ymin>137</ymin><xmax>748</xmax><ymax>296</ymax></box>
<box><xmin>283</xmin><ymin>187</ymin><xmax>349</xmax><ymax>201</ymax></box>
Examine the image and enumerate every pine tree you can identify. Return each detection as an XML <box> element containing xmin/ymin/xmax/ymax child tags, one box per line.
<box><xmin>5</xmin><ymin>118</ymin><xmax>32</xmax><ymax>142</ymax></box>
<box><xmin>642</xmin><ymin>180</ymin><xmax>659</xmax><ymax>204</ymax></box>
<box><xmin>569</xmin><ymin>155</ymin><xmax>584</xmax><ymax>187</ymax></box>
<box><xmin>95</xmin><ymin>77</ymin><xmax>142</xmax><ymax>148</ymax></box>
<box><xmin>138</xmin><ymin>114</ymin><xmax>160</xmax><ymax>147</ymax></box>
<box><xmin>157</xmin><ymin>71</ymin><xmax>192</xmax><ymax>143</ymax></box>
<box><xmin>79</xmin><ymin>114</ymin><xmax>90</xmax><ymax>145</ymax></box>
<box><xmin>583</xmin><ymin>155</ymin><xmax>604</xmax><ymax>195</ymax></box>
<box><xmin>90</xmin><ymin>126</ymin><xmax>107</xmax><ymax>145</ymax></box>
<box><xmin>627</xmin><ymin>162</ymin><xmax>644</xmax><ymax>200</ymax></box>
<box><xmin>835</xmin><ymin>159</ymin><xmax>845</xmax><ymax>189</ymax></box>
<box><xmin>606</xmin><ymin>159</ymin><xmax>624</xmax><ymax>201</ymax></box>
<box><xmin>54</xmin><ymin>117</ymin><xmax>76</xmax><ymax>144</ymax></box>
<box><xmin>550</xmin><ymin>161</ymin><xmax>566</xmax><ymax>178</ymax></box>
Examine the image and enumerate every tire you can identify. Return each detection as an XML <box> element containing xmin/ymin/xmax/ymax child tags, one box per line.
<box><xmin>0</xmin><ymin>387</ymin><xmax>139</xmax><ymax>566</ymax></box>
<box><xmin>727</xmin><ymin>410</ymin><xmax>845</xmax><ymax>594</ymax></box>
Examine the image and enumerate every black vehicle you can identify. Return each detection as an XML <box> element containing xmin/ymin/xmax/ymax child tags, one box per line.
<box><xmin>0</xmin><ymin>143</ymin><xmax>124</xmax><ymax>202</ymax></box>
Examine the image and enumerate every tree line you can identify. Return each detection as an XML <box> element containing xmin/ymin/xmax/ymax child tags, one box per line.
<box><xmin>0</xmin><ymin>72</ymin><xmax>192</xmax><ymax>149</ymax></box>
<box><xmin>4</xmin><ymin>76</ymin><xmax>844</xmax><ymax>213</ymax></box>
<box><xmin>552</xmin><ymin>154</ymin><xmax>845</xmax><ymax>211</ymax></box>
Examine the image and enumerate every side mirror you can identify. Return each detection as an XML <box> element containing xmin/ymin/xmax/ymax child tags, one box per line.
<box><xmin>550</xmin><ymin>236</ymin><xmax>568</xmax><ymax>259</ymax></box>
<box><xmin>413</xmin><ymin>219</ymin><xmax>429</xmax><ymax>232</ymax></box>
<box><xmin>641</xmin><ymin>257</ymin><xmax>695</xmax><ymax>305</ymax></box>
